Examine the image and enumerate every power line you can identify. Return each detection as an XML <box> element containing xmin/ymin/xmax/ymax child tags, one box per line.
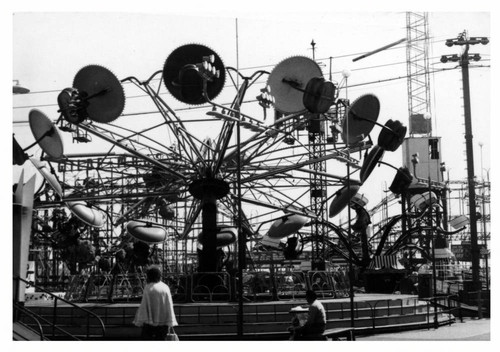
<box><xmin>14</xmin><ymin>35</ymin><xmax>476</xmax><ymax>99</ymax></box>
<box><xmin>15</xmin><ymin>64</ymin><xmax>488</xmax><ymax>120</ymax></box>
<box><xmin>12</xmin><ymin>60</ymin><xmax>489</xmax><ymax>114</ymax></box>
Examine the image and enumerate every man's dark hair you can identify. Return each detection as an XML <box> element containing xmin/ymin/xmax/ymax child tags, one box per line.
<box><xmin>305</xmin><ymin>289</ymin><xmax>317</xmax><ymax>301</ymax></box>
<box><xmin>146</xmin><ymin>265</ymin><xmax>162</xmax><ymax>283</ymax></box>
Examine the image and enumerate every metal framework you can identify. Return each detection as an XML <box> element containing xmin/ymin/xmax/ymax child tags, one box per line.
<box><xmin>406</xmin><ymin>12</ymin><xmax>432</xmax><ymax>128</ymax></box>
<box><xmin>30</xmin><ymin>55</ymin><xmax>378</xmax><ymax>283</ymax></box>
<box><xmin>308</xmin><ymin>112</ymin><xmax>328</xmax><ymax>269</ymax></box>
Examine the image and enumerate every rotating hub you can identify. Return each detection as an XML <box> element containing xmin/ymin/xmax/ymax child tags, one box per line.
<box><xmin>188</xmin><ymin>178</ymin><xmax>230</xmax><ymax>200</ymax></box>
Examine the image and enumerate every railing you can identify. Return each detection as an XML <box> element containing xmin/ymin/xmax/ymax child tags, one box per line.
<box><xmin>432</xmin><ymin>263</ymin><xmax>489</xmax><ymax>291</ymax></box>
<box><xmin>308</xmin><ymin>271</ymin><xmax>336</xmax><ymax>298</ymax></box>
<box><xmin>446</xmin><ymin>280</ymin><xmax>465</xmax><ymax>295</ymax></box>
<box><xmin>165</xmin><ymin>273</ymin><xmax>189</xmax><ymax>302</ymax></box>
<box><xmin>61</xmin><ymin>270</ymin><xmax>355</xmax><ymax>304</ymax></box>
<box><xmin>274</xmin><ymin>271</ymin><xmax>307</xmax><ymax>300</ymax></box>
<box><xmin>421</xmin><ymin>295</ymin><xmax>461</xmax><ymax>328</ymax></box>
<box><xmin>466</xmin><ymin>290</ymin><xmax>490</xmax><ymax>318</ymax></box>
<box><xmin>331</xmin><ymin>296</ymin><xmax>458</xmax><ymax>333</ymax></box>
<box><xmin>65</xmin><ymin>273</ymin><xmax>146</xmax><ymax>302</ymax></box>
<box><xmin>191</xmin><ymin>272</ymin><xmax>231</xmax><ymax>302</ymax></box>
<box><xmin>14</xmin><ymin>276</ymin><xmax>106</xmax><ymax>340</ymax></box>
<box><xmin>13</xmin><ymin>304</ymin><xmax>46</xmax><ymax>340</ymax></box>
<box><xmin>14</xmin><ymin>302</ymin><xmax>79</xmax><ymax>340</ymax></box>
<box><xmin>357</xmin><ymin>298</ymin><xmax>407</xmax><ymax>329</ymax></box>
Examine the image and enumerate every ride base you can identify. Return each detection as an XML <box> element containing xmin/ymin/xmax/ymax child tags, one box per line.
<box><xmin>22</xmin><ymin>293</ymin><xmax>456</xmax><ymax>340</ymax></box>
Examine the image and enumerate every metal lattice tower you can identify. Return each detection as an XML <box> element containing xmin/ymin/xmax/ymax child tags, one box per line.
<box><xmin>308</xmin><ymin>41</ymin><xmax>329</xmax><ymax>270</ymax></box>
<box><xmin>406</xmin><ymin>12</ymin><xmax>432</xmax><ymax>124</ymax></box>
<box><xmin>308</xmin><ymin>113</ymin><xmax>328</xmax><ymax>269</ymax></box>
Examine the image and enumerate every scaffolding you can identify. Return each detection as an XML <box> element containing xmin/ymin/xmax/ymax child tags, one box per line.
<box><xmin>406</xmin><ymin>12</ymin><xmax>432</xmax><ymax>133</ymax></box>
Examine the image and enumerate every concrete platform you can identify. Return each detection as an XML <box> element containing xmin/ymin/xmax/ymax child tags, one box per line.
<box><xmin>358</xmin><ymin>317</ymin><xmax>490</xmax><ymax>341</ymax></box>
<box><xmin>21</xmin><ymin>292</ymin><xmax>457</xmax><ymax>340</ymax></box>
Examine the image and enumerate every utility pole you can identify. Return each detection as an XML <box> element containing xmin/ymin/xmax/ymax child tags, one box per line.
<box><xmin>440</xmin><ymin>31</ymin><xmax>489</xmax><ymax>292</ymax></box>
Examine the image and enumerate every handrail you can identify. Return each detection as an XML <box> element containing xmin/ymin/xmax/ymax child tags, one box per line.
<box><xmin>363</xmin><ymin>301</ymin><xmax>375</xmax><ymax>329</ymax></box>
<box><xmin>14</xmin><ymin>302</ymin><xmax>80</xmax><ymax>340</ymax></box>
<box><xmin>14</xmin><ymin>276</ymin><xmax>106</xmax><ymax>339</ymax></box>
<box><xmin>341</xmin><ymin>297</ymin><xmax>427</xmax><ymax>331</ymax></box>
<box><xmin>190</xmin><ymin>272</ymin><xmax>232</xmax><ymax>303</ymax></box>
<box><xmin>13</xmin><ymin>304</ymin><xmax>45</xmax><ymax>340</ymax></box>
<box><xmin>62</xmin><ymin>270</ymin><xmax>353</xmax><ymax>302</ymax></box>
<box><xmin>420</xmin><ymin>294</ymin><xmax>462</xmax><ymax>328</ymax></box>
<box><xmin>429</xmin><ymin>294</ymin><xmax>462</xmax><ymax>322</ymax></box>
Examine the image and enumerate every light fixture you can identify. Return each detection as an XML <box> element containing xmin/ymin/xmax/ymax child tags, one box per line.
<box><xmin>13</xmin><ymin>80</ymin><xmax>30</xmax><ymax>94</ymax></box>
<box><xmin>480</xmin><ymin>37</ymin><xmax>489</xmax><ymax>45</ymax></box>
<box><xmin>411</xmin><ymin>153</ymin><xmax>419</xmax><ymax>165</ymax></box>
<box><xmin>342</xmin><ymin>68</ymin><xmax>351</xmax><ymax>78</ymax></box>
<box><xmin>440</xmin><ymin>162</ymin><xmax>446</xmax><ymax>173</ymax></box>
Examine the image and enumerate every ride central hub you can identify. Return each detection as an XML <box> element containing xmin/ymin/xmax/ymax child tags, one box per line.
<box><xmin>188</xmin><ymin>177</ymin><xmax>230</xmax><ymax>200</ymax></box>
<box><xmin>188</xmin><ymin>177</ymin><xmax>230</xmax><ymax>273</ymax></box>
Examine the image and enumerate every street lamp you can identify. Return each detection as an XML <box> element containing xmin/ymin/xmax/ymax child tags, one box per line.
<box><xmin>13</xmin><ymin>80</ymin><xmax>30</xmax><ymax>94</ymax></box>
<box><xmin>411</xmin><ymin>153</ymin><xmax>419</xmax><ymax>178</ymax></box>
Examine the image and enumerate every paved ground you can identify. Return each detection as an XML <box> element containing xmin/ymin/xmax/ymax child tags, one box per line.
<box><xmin>358</xmin><ymin>317</ymin><xmax>490</xmax><ymax>341</ymax></box>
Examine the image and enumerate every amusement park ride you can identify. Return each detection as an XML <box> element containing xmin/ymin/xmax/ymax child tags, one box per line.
<box><xmin>14</xmin><ymin>42</ymin><xmax>468</xmax><ymax>308</ymax></box>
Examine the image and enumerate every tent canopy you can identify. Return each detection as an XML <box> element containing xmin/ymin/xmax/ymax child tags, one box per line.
<box><xmin>368</xmin><ymin>255</ymin><xmax>405</xmax><ymax>270</ymax></box>
<box><xmin>434</xmin><ymin>247</ymin><xmax>455</xmax><ymax>259</ymax></box>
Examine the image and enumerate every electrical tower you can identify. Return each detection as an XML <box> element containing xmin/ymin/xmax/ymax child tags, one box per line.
<box><xmin>406</xmin><ymin>12</ymin><xmax>432</xmax><ymax>135</ymax></box>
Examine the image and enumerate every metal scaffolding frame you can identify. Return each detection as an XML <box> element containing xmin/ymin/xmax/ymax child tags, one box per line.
<box><xmin>406</xmin><ymin>12</ymin><xmax>432</xmax><ymax>129</ymax></box>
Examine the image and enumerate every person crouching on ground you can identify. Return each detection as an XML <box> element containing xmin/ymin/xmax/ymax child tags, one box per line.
<box><xmin>291</xmin><ymin>290</ymin><xmax>326</xmax><ymax>340</ymax></box>
<box><xmin>133</xmin><ymin>265</ymin><xmax>178</xmax><ymax>340</ymax></box>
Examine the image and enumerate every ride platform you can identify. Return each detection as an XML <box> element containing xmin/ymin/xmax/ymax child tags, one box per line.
<box><xmin>21</xmin><ymin>293</ymin><xmax>456</xmax><ymax>340</ymax></box>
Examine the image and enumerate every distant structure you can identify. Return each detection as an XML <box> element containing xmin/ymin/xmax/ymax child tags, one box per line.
<box><xmin>406</xmin><ymin>12</ymin><xmax>432</xmax><ymax>137</ymax></box>
<box><xmin>403</xmin><ymin>12</ymin><xmax>442</xmax><ymax>182</ymax></box>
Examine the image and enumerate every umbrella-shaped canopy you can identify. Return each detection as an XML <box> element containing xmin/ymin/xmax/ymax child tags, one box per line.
<box><xmin>66</xmin><ymin>202</ymin><xmax>106</xmax><ymax>228</ymax></box>
<box><xmin>267</xmin><ymin>214</ymin><xmax>310</xmax><ymax>239</ymax></box>
<box><xmin>329</xmin><ymin>182</ymin><xmax>361</xmax><ymax>218</ymax></box>
<box><xmin>126</xmin><ymin>220</ymin><xmax>168</xmax><ymax>244</ymax></box>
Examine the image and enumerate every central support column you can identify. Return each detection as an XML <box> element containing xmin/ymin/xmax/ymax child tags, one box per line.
<box><xmin>189</xmin><ymin>177</ymin><xmax>229</xmax><ymax>272</ymax></box>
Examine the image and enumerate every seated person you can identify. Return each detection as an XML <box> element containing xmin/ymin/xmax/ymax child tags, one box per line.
<box><xmin>291</xmin><ymin>290</ymin><xmax>326</xmax><ymax>340</ymax></box>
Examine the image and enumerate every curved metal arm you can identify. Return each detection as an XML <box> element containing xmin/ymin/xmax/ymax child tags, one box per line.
<box><xmin>350</xmin><ymin>108</ymin><xmax>399</xmax><ymax>137</ymax></box>
<box><xmin>23</xmin><ymin>127</ymin><xmax>55</xmax><ymax>152</ymax></box>
<box><xmin>120</xmin><ymin>75</ymin><xmax>143</xmax><ymax>85</ymax></box>
<box><xmin>310</xmin><ymin>219</ymin><xmax>363</xmax><ymax>265</ymax></box>
<box><xmin>282</xmin><ymin>78</ymin><xmax>334</xmax><ymax>100</ymax></box>
<box><xmin>375</xmin><ymin>160</ymin><xmax>400</xmax><ymax>172</ymax></box>
<box><xmin>226</xmin><ymin>67</ymin><xmax>270</xmax><ymax>81</ymax></box>
<box><xmin>121</xmin><ymin>70</ymin><xmax>163</xmax><ymax>86</ymax></box>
